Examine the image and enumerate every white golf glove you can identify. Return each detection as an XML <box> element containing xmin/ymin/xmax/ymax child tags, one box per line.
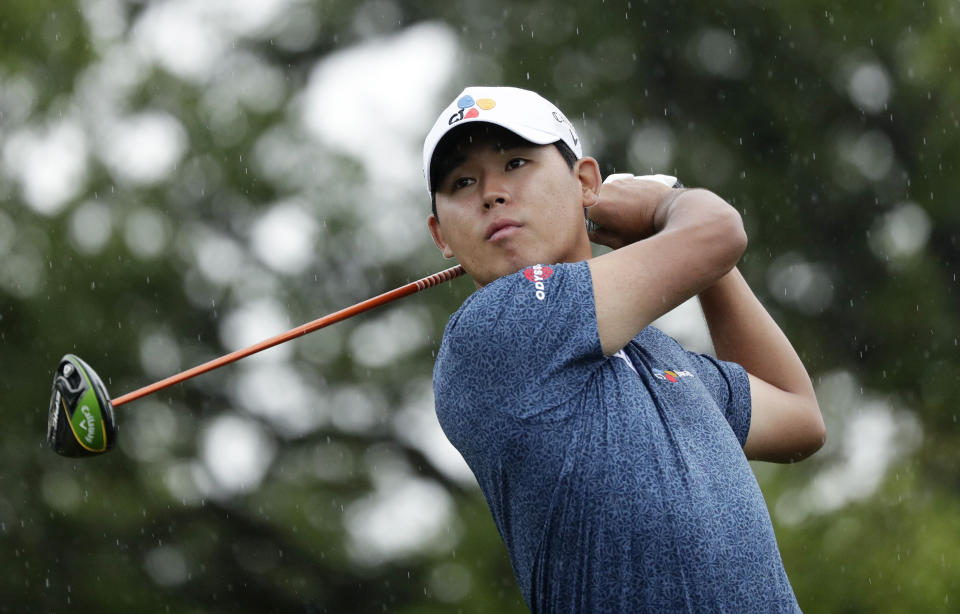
<box><xmin>602</xmin><ymin>173</ymin><xmax>679</xmax><ymax>187</ymax></box>
<box><xmin>586</xmin><ymin>174</ymin><xmax>682</xmax><ymax>233</ymax></box>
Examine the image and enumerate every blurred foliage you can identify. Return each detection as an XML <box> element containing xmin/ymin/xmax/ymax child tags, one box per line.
<box><xmin>0</xmin><ymin>0</ymin><xmax>958</xmax><ymax>612</ymax></box>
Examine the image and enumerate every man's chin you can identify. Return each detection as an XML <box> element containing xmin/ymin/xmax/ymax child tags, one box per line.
<box><xmin>463</xmin><ymin>248</ymin><xmax>559</xmax><ymax>287</ymax></box>
<box><xmin>463</xmin><ymin>262</ymin><xmax>523</xmax><ymax>288</ymax></box>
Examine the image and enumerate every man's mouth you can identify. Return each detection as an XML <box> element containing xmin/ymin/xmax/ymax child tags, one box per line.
<box><xmin>486</xmin><ymin>219</ymin><xmax>523</xmax><ymax>241</ymax></box>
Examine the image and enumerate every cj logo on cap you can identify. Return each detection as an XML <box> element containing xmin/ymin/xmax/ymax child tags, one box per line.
<box><xmin>448</xmin><ymin>95</ymin><xmax>496</xmax><ymax>125</ymax></box>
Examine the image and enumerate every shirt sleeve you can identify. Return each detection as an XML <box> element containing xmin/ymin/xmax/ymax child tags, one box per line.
<box><xmin>436</xmin><ymin>261</ymin><xmax>605</xmax><ymax>421</ymax></box>
<box><xmin>688</xmin><ymin>352</ymin><xmax>752</xmax><ymax>446</ymax></box>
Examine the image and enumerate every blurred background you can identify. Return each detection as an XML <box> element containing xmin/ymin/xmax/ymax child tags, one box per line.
<box><xmin>1</xmin><ymin>0</ymin><xmax>958</xmax><ymax>611</ymax></box>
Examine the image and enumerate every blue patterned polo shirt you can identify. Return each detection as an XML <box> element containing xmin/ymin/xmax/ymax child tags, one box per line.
<box><xmin>433</xmin><ymin>261</ymin><xmax>801</xmax><ymax>613</ymax></box>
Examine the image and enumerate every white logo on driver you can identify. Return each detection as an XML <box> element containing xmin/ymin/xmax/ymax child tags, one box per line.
<box><xmin>79</xmin><ymin>405</ymin><xmax>96</xmax><ymax>443</ymax></box>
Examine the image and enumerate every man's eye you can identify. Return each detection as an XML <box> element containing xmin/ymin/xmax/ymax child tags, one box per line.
<box><xmin>453</xmin><ymin>177</ymin><xmax>475</xmax><ymax>190</ymax></box>
<box><xmin>506</xmin><ymin>158</ymin><xmax>528</xmax><ymax>170</ymax></box>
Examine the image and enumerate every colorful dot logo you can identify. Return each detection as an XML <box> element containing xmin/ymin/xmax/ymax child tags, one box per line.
<box><xmin>448</xmin><ymin>95</ymin><xmax>497</xmax><ymax>125</ymax></box>
<box><xmin>652</xmin><ymin>368</ymin><xmax>695</xmax><ymax>383</ymax></box>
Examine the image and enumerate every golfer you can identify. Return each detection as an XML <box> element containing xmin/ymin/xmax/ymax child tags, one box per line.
<box><xmin>423</xmin><ymin>86</ymin><xmax>825</xmax><ymax>613</ymax></box>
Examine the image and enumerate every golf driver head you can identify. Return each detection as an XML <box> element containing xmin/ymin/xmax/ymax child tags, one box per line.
<box><xmin>47</xmin><ymin>354</ymin><xmax>117</xmax><ymax>457</ymax></box>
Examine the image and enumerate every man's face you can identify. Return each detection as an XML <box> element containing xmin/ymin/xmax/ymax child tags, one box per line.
<box><xmin>427</xmin><ymin>128</ymin><xmax>596</xmax><ymax>287</ymax></box>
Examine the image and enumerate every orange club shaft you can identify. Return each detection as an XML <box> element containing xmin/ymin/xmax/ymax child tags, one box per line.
<box><xmin>111</xmin><ymin>264</ymin><xmax>465</xmax><ymax>407</ymax></box>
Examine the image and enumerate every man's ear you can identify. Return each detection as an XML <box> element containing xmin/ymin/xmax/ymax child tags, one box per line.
<box><xmin>427</xmin><ymin>214</ymin><xmax>455</xmax><ymax>259</ymax></box>
<box><xmin>574</xmin><ymin>156</ymin><xmax>603</xmax><ymax>209</ymax></box>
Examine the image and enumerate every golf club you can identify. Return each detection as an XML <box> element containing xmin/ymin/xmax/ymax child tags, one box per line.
<box><xmin>47</xmin><ymin>264</ymin><xmax>466</xmax><ymax>457</ymax></box>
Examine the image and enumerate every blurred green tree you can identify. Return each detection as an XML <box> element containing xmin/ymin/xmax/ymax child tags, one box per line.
<box><xmin>0</xmin><ymin>0</ymin><xmax>957</xmax><ymax>612</ymax></box>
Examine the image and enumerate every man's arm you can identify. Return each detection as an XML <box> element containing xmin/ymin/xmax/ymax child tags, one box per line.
<box><xmin>699</xmin><ymin>269</ymin><xmax>826</xmax><ymax>462</ymax></box>
<box><xmin>587</xmin><ymin>178</ymin><xmax>824</xmax><ymax>462</ymax></box>
<box><xmin>587</xmin><ymin>180</ymin><xmax>747</xmax><ymax>356</ymax></box>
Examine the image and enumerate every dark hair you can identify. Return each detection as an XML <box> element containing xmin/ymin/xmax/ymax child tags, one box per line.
<box><xmin>430</xmin><ymin>124</ymin><xmax>579</xmax><ymax>220</ymax></box>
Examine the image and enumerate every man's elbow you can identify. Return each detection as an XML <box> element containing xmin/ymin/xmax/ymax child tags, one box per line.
<box><xmin>713</xmin><ymin>200</ymin><xmax>747</xmax><ymax>271</ymax></box>
<box><xmin>668</xmin><ymin>189</ymin><xmax>747</xmax><ymax>273</ymax></box>
<box><xmin>790</xmin><ymin>401</ymin><xmax>827</xmax><ymax>462</ymax></box>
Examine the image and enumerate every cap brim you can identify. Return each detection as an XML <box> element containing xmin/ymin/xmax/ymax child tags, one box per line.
<box><xmin>425</xmin><ymin>120</ymin><xmax>566</xmax><ymax>194</ymax></box>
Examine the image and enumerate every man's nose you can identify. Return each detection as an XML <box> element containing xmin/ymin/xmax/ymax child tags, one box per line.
<box><xmin>482</xmin><ymin>178</ymin><xmax>510</xmax><ymax>210</ymax></box>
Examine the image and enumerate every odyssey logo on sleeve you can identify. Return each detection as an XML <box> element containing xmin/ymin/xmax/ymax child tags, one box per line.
<box><xmin>448</xmin><ymin>94</ymin><xmax>497</xmax><ymax>125</ymax></box>
<box><xmin>523</xmin><ymin>264</ymin><xmax>553</xmax><ymax>301</ymax></box>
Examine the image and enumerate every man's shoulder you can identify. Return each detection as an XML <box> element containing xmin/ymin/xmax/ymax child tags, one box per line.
<box><xmin>434</xmin><ymin>260</ymin><xmax>600</xmax><ymax>390</ymax></box>
<box><xmin>445</xmin><ymin>261</ymin><xmax>590</xmax><ymax>335</ymax></box>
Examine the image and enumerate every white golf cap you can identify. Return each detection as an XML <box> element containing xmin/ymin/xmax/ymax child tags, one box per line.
<box><xmin>422</xmin><ymin>86</ymin><xmax>583</xmax><ymax>194</ymax></box>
